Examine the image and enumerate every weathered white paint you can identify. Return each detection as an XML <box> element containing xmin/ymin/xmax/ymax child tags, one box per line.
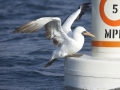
<box><xmin>65</xmin><ymin>55</ymin><xmax>120</xmax><ymax>90</ymax></box>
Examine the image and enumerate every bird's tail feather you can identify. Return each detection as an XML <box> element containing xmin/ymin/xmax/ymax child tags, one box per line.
<box><xmin>44</xmin><ymin>59</ymin><xmax>56</xmax><ymax>68</ymax></box>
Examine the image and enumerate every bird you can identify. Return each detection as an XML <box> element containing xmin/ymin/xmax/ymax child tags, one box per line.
<box><xmin>62</xmin><ymin>2</ymin><xmax>91</xmax><ymax>38</ymax></box>
<box><xmin>13</xmin><ymin>2</ymin><xmax>95</xmax><ymax>68</ymax></box>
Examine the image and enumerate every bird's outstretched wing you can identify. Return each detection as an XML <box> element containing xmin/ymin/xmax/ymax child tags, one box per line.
<box><xmin>76</xmin><ymin>2</ymin><xmax>91</xmax><ymax>20</ymax></box>
<box><xmin>62</xmin><ymin>2</ymin><xmax>91</xmax><ymax>29</ymax></box>
<box><xmin>13</xmin><ymin>17</ymin><xmax>70</xmax><ymax>46</ymax></box>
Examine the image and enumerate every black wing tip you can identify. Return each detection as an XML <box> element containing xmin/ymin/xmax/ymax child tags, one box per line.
<box><xmin>13</xmin><ymin>25</ymin><xmax>24</xmax><ymax>34</ymax></box>
<box><xmin>13</xmin><ymin>29</ymin><xmax>19</xmax><ymax>34</ymax></box>
<box><xmin>13</xmin><ymin>28</ymin><xmax>22</xmax><ymax>34</ymax></box>
<box><xmin>13</xmin><ymin>21</ymin><xmax>33</xmax><ymax>34</ymax></box>
<box><xmin>76</xmin><ymin>2</ymin><xmax>91</xmax><ymax>21</ymax></box>
<box><xmin>83</xmin><ymin>2</ymin><xmax>91</xmax><ymax>5</ymax></box>
<box><xmin>78</xmin><ymin>2</ymin><xmax>91</xmax><ymax>9</ymax></box>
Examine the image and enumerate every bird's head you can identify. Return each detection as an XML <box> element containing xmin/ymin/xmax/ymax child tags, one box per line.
<box><xmin>75</xmin><ymin>26</ymin><xmax>95</xmax><ymax>37</ymax></box>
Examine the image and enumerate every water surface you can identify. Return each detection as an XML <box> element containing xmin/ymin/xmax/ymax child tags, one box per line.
<box><xmin>0</xmin><ymin>0</ymin><xmax>91</xmax><ymax>90</ymax></box>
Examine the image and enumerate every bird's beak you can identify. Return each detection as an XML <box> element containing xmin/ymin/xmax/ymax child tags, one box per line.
<box><xmin>83</xmin><ymin>31</ymin><xmax>95</xmax><ymax>37</ymax></box>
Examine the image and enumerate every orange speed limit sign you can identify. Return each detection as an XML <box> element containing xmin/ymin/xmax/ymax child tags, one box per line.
<box><xmin>92</xmin><ymin>0</ymin><xmax>120</xmax><ymax>58</ymax></box>
<box><xmin>100</xmin><ymin>0</ymin><xmax>120</xmax><ymax>26</ymax></box>
<box><xmin>92</xmin><ymin>0</ymin><xmax>120</xmax><ymax>41</ymax></box>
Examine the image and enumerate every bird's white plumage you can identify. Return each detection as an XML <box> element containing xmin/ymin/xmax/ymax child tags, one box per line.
<box><xmin>62</xmin><ymin>9</ymin><xmax>81</xmax><ymax>38</ymax></box>
<box><xmin>52</xmin><ymin>26</ymin><xmax>85</xmax><ymax>59</ymax></box>
<box><xmin>62</xmin><ymin>9</ymin><xmax>81</xmax><ymax>33</ymax></box>
<box><xmin>14</xmin><ymin>2</ymin><xmax>92</xmax><ymax>67</ymax></box>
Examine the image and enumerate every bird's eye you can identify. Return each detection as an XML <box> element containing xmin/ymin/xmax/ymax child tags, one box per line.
<box><xmin>82</xmin><ymin>31</ymin><xmax>86</xmax><ymax>34</ymax></box>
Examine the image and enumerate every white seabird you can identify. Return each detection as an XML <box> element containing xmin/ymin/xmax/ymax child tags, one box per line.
<box><xmin>13</xmin><ymin>2</ymin><xmax>95</xmax><ymax>68</ymax></box>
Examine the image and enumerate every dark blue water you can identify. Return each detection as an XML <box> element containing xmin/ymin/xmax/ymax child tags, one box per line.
<box><xmin>0</xmin><ymin>0</ymin><xmax>91</xmax><ymax>90</ymax></box>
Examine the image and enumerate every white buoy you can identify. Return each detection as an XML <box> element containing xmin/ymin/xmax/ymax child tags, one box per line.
<box><xmin>92</xmin><ymin>0</ymin><xmax>120</xmax><ymax>58</ymax></box>
<box><xmin>65</xmin><ymin>0</ymin><xmax>120</xmax><ymax>90</ymax></box>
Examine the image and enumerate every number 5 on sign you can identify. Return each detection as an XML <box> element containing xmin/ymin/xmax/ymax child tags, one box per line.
<box><xmin>99</xmin><ymin>0</ymin><xmax>120</xmax><ymax>26</ymax></box>
<box><xmin>113</xmin><ymin>4</ymin><xmax>118</xmax><ymax>13</ymax></box>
